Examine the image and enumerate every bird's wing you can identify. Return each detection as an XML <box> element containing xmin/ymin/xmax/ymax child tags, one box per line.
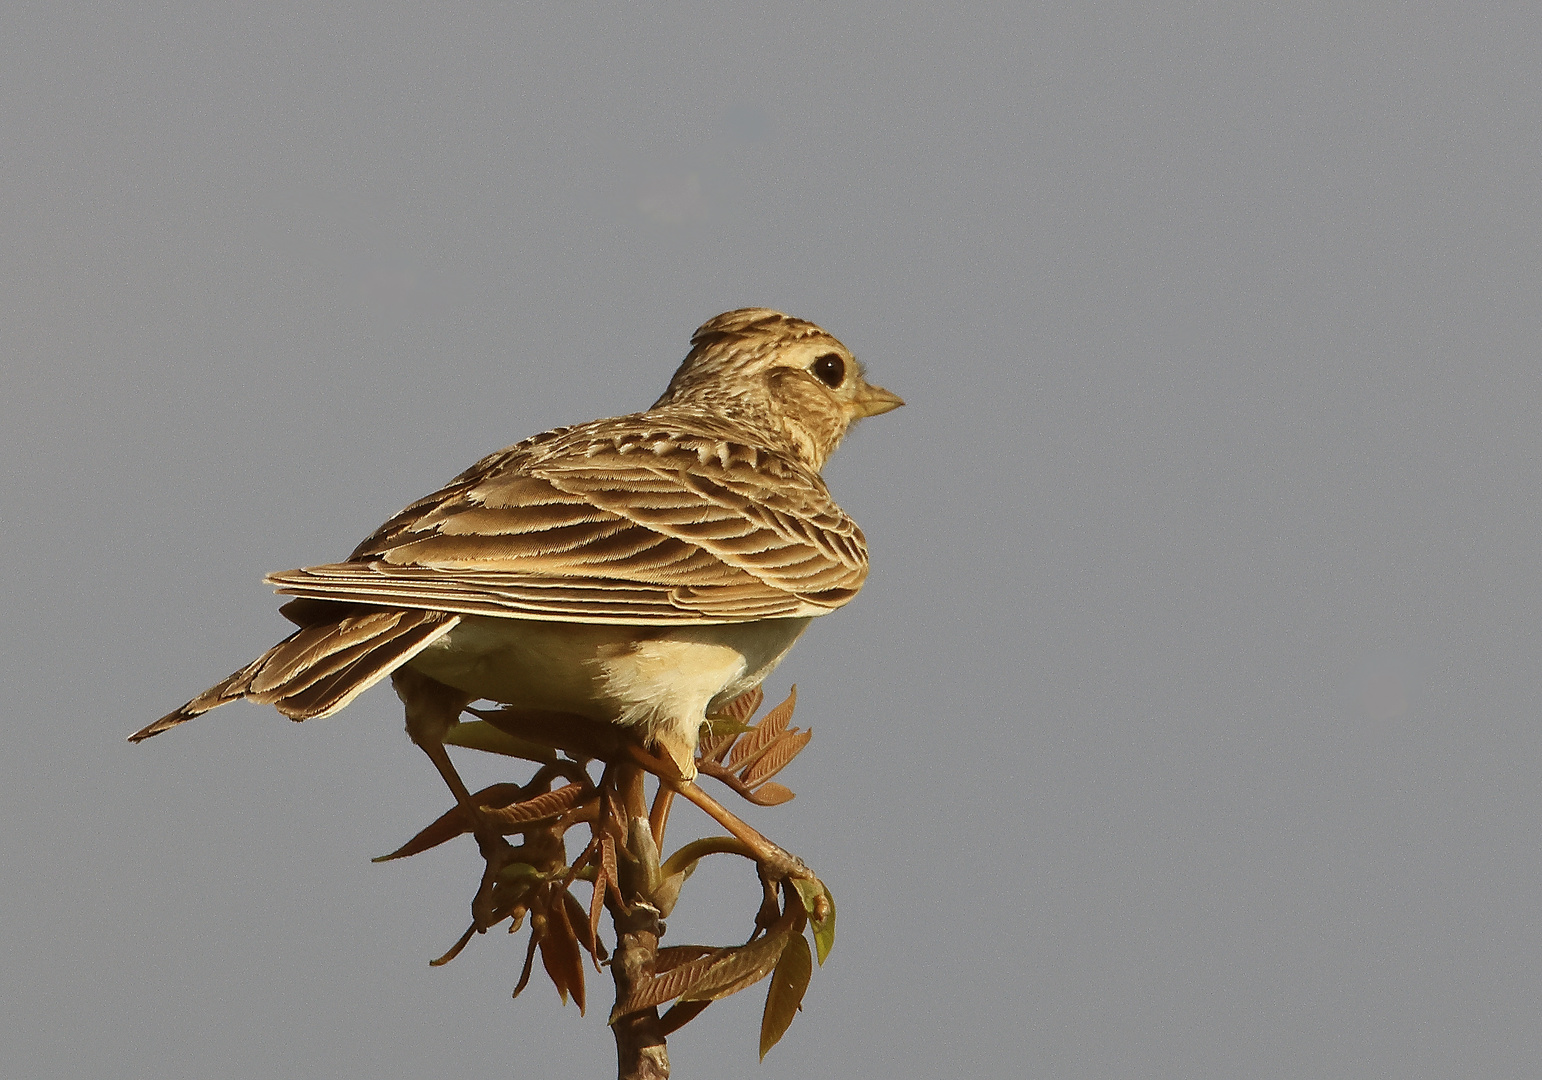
<box><xmin>267</xmin><ymin>415</ymin><xmax>868</xmax><ymax>625</ymax></box>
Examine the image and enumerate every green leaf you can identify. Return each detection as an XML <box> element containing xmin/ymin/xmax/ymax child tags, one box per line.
<box><xmin>760</xmin><ymin>933</ymin><xmax>813</xmax><ymax>1059</ymax></box>
<box><xmin>496</xmin><ymin>862</ymin><xmax>544</xmax><ymax>886</ymax></box>
<box><xmin>791</xmin><ymin>879</ymin><xmax>836</xmax><ymax>965</ymax></box>
<box><xmin>444</xmin><ymin>720</ymin><xmax>557</xmax><ymax>763</ymax></box>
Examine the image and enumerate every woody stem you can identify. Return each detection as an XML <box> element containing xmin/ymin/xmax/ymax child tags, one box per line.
<box><xmin>608</xmin><ymin>762</ymin><xmax>669</xmax><ymax>1080</ymax></box>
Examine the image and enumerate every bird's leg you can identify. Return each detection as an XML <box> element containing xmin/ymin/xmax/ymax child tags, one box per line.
<box><xmin>626</xmin><ymin>744</ymin><xmax>814</xmax><ymax>884</ymax></box>
<box><xmin>392</xmin><ymin>667</ymin><xmax>515</xmax><ymax>927</ymax></box>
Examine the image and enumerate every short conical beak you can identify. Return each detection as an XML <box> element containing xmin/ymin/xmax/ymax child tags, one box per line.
<box><xmin>851</xmin><ymin>383</ymin><xmax>905</xmax><ymax>418</ymax></box>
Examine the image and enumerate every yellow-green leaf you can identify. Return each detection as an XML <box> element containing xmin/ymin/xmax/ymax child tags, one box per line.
<box><xmin>496</xmin><ymin>862</ymin><xmax>543</xmax><ymax>886</ymax></box>
<box><xmin>759</xmin><ymin>933</ymin><xmax>812</xmax><ymax>1059</ymax></box>
<box><xmin>791</xmin><ymin>879</ymin><xmax>836</xmax><ymax>965</ymax></box>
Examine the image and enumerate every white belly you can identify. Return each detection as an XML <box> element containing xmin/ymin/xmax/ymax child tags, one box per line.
<box><xmin>406</xmin><ymin>614</ymin><xmax>812</xmax><ymax>765</ymax></box>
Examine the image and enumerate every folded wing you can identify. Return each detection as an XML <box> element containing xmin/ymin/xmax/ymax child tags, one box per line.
<box><xmin>271</xmin><ymin>413</ymin><xmax>870</xmax><ymax>624</ymax></box>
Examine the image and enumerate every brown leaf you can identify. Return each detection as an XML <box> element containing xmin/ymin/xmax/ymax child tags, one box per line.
<box><xmin>695</xmin><ymin>727</ymin><xmax>738</xmax><ymax>765</ymax></box>
<box><xmin>759</xmin><ymin>933</ymin><xmax>813</xmax><ymax>1059</ymax></box>
<box><xmin>601</xmin><ymin>787</ymin><xmax>629</xmax><ymax>845</ymax></box>
<box><xmin>601</xmin><ymin>834</ymin><xmax>623</xmax><ymax>908</ymax></box>
<box><xmin>614</xmin><ymin>951</ymin><xmax>726</xmax><ymax>1017</ymax></box>
<box><xmin>373</xmin><ymin>812</ymin><xmax>466</xmax><ymax>862</ymax></box>
<box><xmin>482</xmin><ymin>783</ymin><xmax>588</xmax><ymax>828</ymax></box>
<box><xmin>727</xmin><ymin>687</ymin><xmax>796</xmax><ymax>769</ymax></box>
<box><xmin>741</xmin><ymin>729</ymin><xmax>812</xmax><ymax>788</ymax></box>
<box><xmin>588</xmin><ymin>853</ymin><xmax>608</xmax><ymax>953</ymax></box>
<box><xmin>474</xmin><ymin>782</ymin><xmax>537</xmax><ymax>807</ymax></box>
<box><xmin>512</xmin><ymin>920</ymin><xmax>541</xmax><ymax>999</ymax></box>
<box><xmin>563</xmin><ymin>888</ymin><xmax>606</xmax><ymax>966</ymax></box>
<box><xmin>654</xmin><ymin>945</ymin><xmax>719</xmax><ymax>974</ymax></box>
<box><xmin>744</xmin><ymin>782</ymin><xmax>795</xmax><ymax>806</ymax></box>
<box><xmin>678</xmin><ymin>932</ymin><xmax>790</xmax><ymax>1002</ymax></box>
<box><xmin>428</xmin><ymin>923</ymin><xmax>477</xmax><ymax>968</ymax></box>
<box><xmin>371</xmin><ymin>782</ymin><xmax>527</xmax><ymax>861</ymax></box>
<box><xmin>539</xmin><ymin>891</ymin><xmax>587</xmax><ymax>1014</ymax></box>
<box><xmin>658</xmin><ymin>1000</ymin><xmax>712</xmax><ymax>1036</ymax></box>
<box><xmin>715</xmin><ymin>685</ymin><xmax>763</xmax><ymax>723</ymax></box>
<box><xmin>761</xmin><ymin>686</ymin><xmax>796</xmax><ymax>733</ymax></box>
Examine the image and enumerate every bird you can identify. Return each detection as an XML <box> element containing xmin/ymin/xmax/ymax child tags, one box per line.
<box><xmin>131</xmin><ymin>308</ymin><xmax>902</xmax><ymax>835</ymax></box>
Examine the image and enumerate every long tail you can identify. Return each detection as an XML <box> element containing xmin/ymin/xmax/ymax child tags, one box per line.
<box><xmin>130</xmin><ymin>604</ymin><xmax>461</xmax><ymax>742</ymax></box>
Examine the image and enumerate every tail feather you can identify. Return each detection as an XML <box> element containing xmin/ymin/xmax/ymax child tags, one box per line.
<box><xmin>247</xmin><ymin>610</ymin><xmax>425</xmax><ymax>698</ymax></box>
<box><xmin>269</xmin><ymin>615</ymin><xmax>460</xmax><ymax>720</ymax></box>
<box><xmin>129</xmin><ymin>607</ymin><xmax>461</xmax><ymax>742</ymax></box>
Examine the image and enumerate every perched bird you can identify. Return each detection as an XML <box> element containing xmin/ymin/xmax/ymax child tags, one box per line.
<box><xmin>131</xmin><ymin>308</ymin><xmax>901</xmax><ymax>821</ymax></box>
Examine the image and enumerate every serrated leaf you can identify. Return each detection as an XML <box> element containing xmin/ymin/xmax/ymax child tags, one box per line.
<box><xmin>482</xmin><ymin>783</ymin><xmax>587</xmax><ymax>828</ymax></box>
<box><xmin>744</xmin><ymin>782</ymin><xmax>795</xmax><ymax>806</ymax></box>
<box><xmin>654</xmin><ymin>944</ymin><xmax>719</xmax><ymax>973</ymax></box>
<box><xmin>443</xmin><ymin>720</ymin><xmax>558</xmax><ymax>762</ymax></box>
<box><xmin>717</xmin><ymin>685</ymin><xmax>763</xmax><ymax>723</ymax></box>
<box><xmin>695</xmin><ymin>730</ymin><xmax>737</xmax><ymax>764</ymax></box>
<box><xmin>678</xmin><ymin>932</ymin><xmax>788</xmax><ymax>1002</ymax></box>
<box><xmin>791</xmin><ymin>879</ymin><xmax>836</xmax><ymax>965</ymax></box>
<box><xmin>695</xmin><ymin>717</ymin><xmax>743</xmax><ymax>762</ymax></box>
<box><xmin>613</xmin><ymin>951</ymin><xmax>726</xmax><ymax>1018</ymax></box>
<box><xmin>760</xmin><ymin>933</ymin><xmax>813</xmax><ymax>1059</ymax></box>
<box><xmin>741</xmin><ymin>729</ymin><xmax>812</xmax><ymax>788</ymax></box>
<box><xmin>727</xmin><ymin>687</ymin><xmax>797</xmax><ymax>769</ymax></box>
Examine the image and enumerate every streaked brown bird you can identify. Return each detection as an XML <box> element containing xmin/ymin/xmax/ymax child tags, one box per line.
<box><xmin>132</xmin><ymin>308</ymin><xmax>902</xmax><ymax>832</ymax></box>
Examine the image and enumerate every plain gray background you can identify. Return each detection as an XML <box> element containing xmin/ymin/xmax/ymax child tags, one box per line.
<box><xmin>5</xmin><ymin>3</ymin><xmax>1541</xmax><ymax>1077</ymax></box>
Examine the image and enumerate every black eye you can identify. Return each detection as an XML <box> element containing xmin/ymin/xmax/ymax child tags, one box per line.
<box><xmin>811</xmin><ymin>353</ymin><xmax>845</xmax><ymax>388</ymax></box>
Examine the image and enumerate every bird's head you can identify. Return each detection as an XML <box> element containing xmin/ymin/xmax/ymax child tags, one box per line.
<box><xmin>652</xmin><ymin>308</ymin><xmax>904</xmax><ymax>470</ymax></box>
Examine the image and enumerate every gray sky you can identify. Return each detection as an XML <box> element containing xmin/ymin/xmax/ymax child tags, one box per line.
<box><xmin>5</xmin><ymin>3</ymin><xmax>1542</xmax><ymax>1077</ymax></box>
